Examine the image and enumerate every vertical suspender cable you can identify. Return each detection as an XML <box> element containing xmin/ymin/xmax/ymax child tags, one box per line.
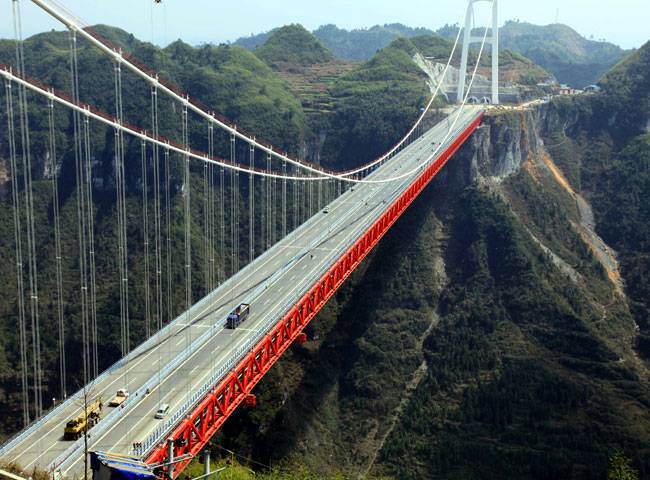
<box><xmin>151</xmin><ymin>86</ymin><xmax>163</xmax><ymax>332</ymax></box>
<box><xmin>13</xmin><ymin>0</ymin><xmax>41</xmax><ymax>417</ymax></box>
<box><xmin>292</xmin><ymin>166</ymin><xmax>298</xmax><ymax>232</ymax></box>
<box><xmin>308</xmin><ymin>171</ymin><xmax>313</xmax><ymax>218</ymax></box>
<box><xmin>235</xmin><ymin>140</ymin><xmax>240</xmax><ymax>274</ymax></box>
<box><xmin>4</xmin><ymin>78</ymin><xmax>30</xmax><ymax>425</ymax></box>
<box><xmin>266</xmin><ymin>153</ymin><xmax>271</xmax><ymax>249</ymax></box>
<box><xmin>229</xmin><ymin>133</ymin><xmax>236</xmax><ymax>276</ymax></box>
<box><xmin>203</xmin><ymin>163</ymin><xmax>208</xmax><ymax>295</ymax></box>
<box><xmin>69</xmin><ymin>29</ymin><xmax>89</xmax><ymax>387</ymax></box>
<box><xmin>208</xmin><ymin>124</ymin><xmax>215</xmax><ymax>291</ymax></box>
<box><xmin>182</xmin><ymin>101</ymin><xmax>191</xmax><ymax>316</ymax></box>
<box><xmin>317</xmin><ymin>174</ymin><xmax>322</xmax><ymax>212</ymax></box>
<box><xmin>164</xmin><ymin>147</ymin><xmax>172</xmax><ymax>321</ymax></box>
<box><xmin>271</xmin><ymin>161</ymin><xmax>277</xmax><ymax>246</ymax></box>
<box><xmin>203</xmin><ymin>127</ymin><xmax>209</xmax><ymax>294</ymax></box>
<box><xmin>114</xmin><ymin>60</ymin><xmax>130</xmax><ymax>355</ymax></box>
<box><xmin>248</xmin><ymin>143</ymin><xmax>254</xmax><ymax>263</ymax></box>
<box><xmin>260</xmin><ymin>154</ymin><xmax>266</xmax><ymax>252</ymax></box>
<box><xmin>182</xmin><ymin>101</ymin><xmax>192</xmax><ymax>403</ymax></box>
<box><xmin>83</xmin><ymin>110</ymin><xmax>99</xmax><ymax>379</ymax></box>
<box><xmin>219</xmin><ymin>149</ymin><xmax>225</xmax><ymax>285</ymax></box>
<box><xmin>300</xmin><ymin>173</ymin><xmax>305</xmax><ymax>225</ymax></box>
<box><xmin>48</xmin><ymin>95</ymin><xmax>66</xmax><ymax>399</ymax></box>
<box><xmin>141</xmin><ymin>139</ymin><xmax>151</xmax><ymax>339</ymax></box>
<box><xmin>282</xmin><ymin>160</ymin><xmax>287</xmax><ymax>239</ymax></box>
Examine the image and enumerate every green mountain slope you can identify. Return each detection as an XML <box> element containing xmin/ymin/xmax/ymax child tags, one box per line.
<box><xmin>203</xmin><ymin>41</ymin><xmax>650</xmax><ymax>480</ymax></box>
<box><xmin>313</xmin><ymin>23</ymin><xmax>433</xmax><ymax>61</ymax></box>
<box><xmin>320</xmin><ymin>37</ymin><xmax>430</xmax><ymax>170</ymax></box>
<box><xmin>212</xmin><ymin>112</ymin><xmax>650</xmax><ymax>477</ymax></box>
<box><xmin>0</xmin><ymin>25</ymin><xmax>307</xmax><ymax>437</ymax></box>
<box><xmin>548</xmin><ymin>41</ymin><xmax>650</xmax><ymax>361</ymax></box>
<box><xmin>255</xmin><ymin>24</ymin><xmax>334</xmax><ymax>67</ymax></box>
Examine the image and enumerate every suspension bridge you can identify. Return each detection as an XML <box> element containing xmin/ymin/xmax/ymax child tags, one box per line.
<box><xmin>0</xmin><ymin>0</ymin><xmax>498</xmax><ymax>477</ymax></box>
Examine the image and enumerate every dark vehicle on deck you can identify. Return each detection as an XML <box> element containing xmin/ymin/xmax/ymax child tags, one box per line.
<box><xmin>226</xmin><ymin>303</ymin><xmax>250</xmax><ymax>329</ymax></box>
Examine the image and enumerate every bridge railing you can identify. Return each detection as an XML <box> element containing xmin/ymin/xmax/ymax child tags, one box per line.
<box><xmin>45</xmin><ymin>141</ymin><xmax>355</xmax><ymax>473</ymax></box>
<box><xmin>131</xmin><ymin>116</ymin><xmax>457</xmax><ymax>458</ymax></box>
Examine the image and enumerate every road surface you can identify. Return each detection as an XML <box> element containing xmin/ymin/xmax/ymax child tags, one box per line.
<box><xmin>0</xmin><ymin>107</ymin><xmax>481</xmax><ymax>478</ymax></box>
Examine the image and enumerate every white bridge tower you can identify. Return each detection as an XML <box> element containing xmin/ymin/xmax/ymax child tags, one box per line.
<box><xmin>456</xmin><ymin>0</ymin><xmax>499</xmax><ymax>105</ymax></box>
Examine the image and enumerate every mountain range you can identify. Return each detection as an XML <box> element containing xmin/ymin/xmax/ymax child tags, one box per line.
<box><xmin>0</xmin><ymin>19</ymin><xmax>648</xmax><ymax>480</ymax></box>
<box><xmin>234</xmin><ymin>21</ymin><xmax>630</xmax><ymax>87</ymax></box>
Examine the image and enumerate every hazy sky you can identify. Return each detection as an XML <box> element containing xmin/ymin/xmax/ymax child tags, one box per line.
<box><xmin>1</xmin><ymin>0</ymin><xmax>648</xmax><ymax>50</ymax></box>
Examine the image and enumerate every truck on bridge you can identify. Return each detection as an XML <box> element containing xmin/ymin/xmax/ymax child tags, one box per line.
<box><xmin>226</xmin><ymin>304</ymin><xmax>250</xmax><ymax>329</ymax></box>
<box><xmin>108</xmin><ymin>389</ymin><xmax>129</xmax><ymax>407</ymax></box>
<box><xmin>63</xmin><ymin>398</ymin><xmax>103</xmax><ymax>440</ymax></box>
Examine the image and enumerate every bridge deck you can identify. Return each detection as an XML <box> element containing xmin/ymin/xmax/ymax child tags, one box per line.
<box><xmin>0</xmin><ymin>108</ymin><xmax>482</xmax><ymax>478</ymax></box>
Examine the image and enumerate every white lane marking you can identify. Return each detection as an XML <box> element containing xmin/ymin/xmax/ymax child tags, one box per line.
<box><xmin>51</xmin><ymin>113</ymin><xmax>479</xmax><ymax>471</ymax></box>
<box><xmin>115</xmin><ymin>326</ymin><xmax>258</xmax><ymax>453</ymax></box>
<box><xmin>68</xmin><ymin>330</ymin><xmax>232</xmax><ymax>470</ymax></box>
<box><xmin>18</xmin><ymin>170</ymin><xmax>373</xmax><ymax>461</ymax></box>
<box><xmin>17</xmin><ymin>187</ymin><xmax>348</xmax><ymax>464</ymax></box>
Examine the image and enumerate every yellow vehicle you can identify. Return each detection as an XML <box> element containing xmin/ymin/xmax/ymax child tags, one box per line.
<box><xmin>63</xmin><ymin>398</ymin><xmax>103</xmax><ymax>440</ymax></box>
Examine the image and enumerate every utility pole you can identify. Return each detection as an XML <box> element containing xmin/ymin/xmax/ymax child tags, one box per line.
<box><xmin>76</xmin><ymin>382</ymin><xmax>97</xmax><ymax>480</ymax></box>
<box><xmin>84</xmin><ymin>386</ymin><xmax>88</xmax><ymax>480</ymax></box>
<box><xmin>203</xmin><ymin>450</ymin><xmax>210</xmax><ymax>479</ymax></box>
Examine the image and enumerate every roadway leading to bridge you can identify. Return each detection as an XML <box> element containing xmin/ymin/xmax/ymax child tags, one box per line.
<box><xmin>0</xmin><ymin>107</ymin><xmax>481</xmax><ymax>477</ymax></box>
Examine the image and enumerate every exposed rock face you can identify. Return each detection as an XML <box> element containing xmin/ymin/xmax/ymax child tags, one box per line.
<box><xmin>440</xmin><ymin>110</ymin><xmax>536</xmax><ymax>191</ymax></box>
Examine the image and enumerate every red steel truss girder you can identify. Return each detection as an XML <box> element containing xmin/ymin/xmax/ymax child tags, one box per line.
<box><xmin>146</xmin><ymin>113</ymin><xmax>483</xmax><ymax>476</ymax></box>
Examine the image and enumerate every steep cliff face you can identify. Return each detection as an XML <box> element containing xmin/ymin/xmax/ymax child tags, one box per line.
<box><xmin>212</xmin><ymin>108</ymin><xmax>650</xmax><ymax>479</ymax></box>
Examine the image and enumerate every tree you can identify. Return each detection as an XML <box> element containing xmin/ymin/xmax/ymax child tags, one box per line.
<box><xmin>607</xmin><ymin>450</ymin><xmax>638</xmax><ymax>480</ymax></box>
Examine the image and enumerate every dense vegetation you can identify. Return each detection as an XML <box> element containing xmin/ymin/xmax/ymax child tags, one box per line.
<box><xmin>0</xmin><ymin>25</ymin><xmax>308</xmax><ymax>436</ymax></box>
<box><xmin>236</xmin><ymin>23</ymin><xmax>432</xmax><ymax>61</ymax></box>
<box><xmin>0</xmin><ymin>20</ymin><xmax>648</xmax><ymax>480</ymax></box>
<box><xmin>319</xmin><ymin>37</ymin><xmax>433</xmax><ymax>170</ymax></box>
<box><xmin>313</xmin><ymin>24</ymin><xmax>433</xmax><ymax>62</ymax></box>
<box><xmin>542</xmin><ymin>40</ymin><xmax>650</xmax><ymax>360</ymax></box>
<box><xmin>377</xmin><ymin>186</ymin><xmax>648</xmax><ymax>479</ymax></box>
<box><xmin>239</xmin><ymin>20</ymin><xmax>628</xmax><ymax>87</ymax></box>
<box><xmin>255</xmin><ymin>25</ymin><xmax>334</xmax><ymax>67</ymax></box>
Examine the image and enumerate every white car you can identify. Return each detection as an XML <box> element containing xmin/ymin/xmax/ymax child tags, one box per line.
<box><xmin>155</xmin><ymin>403</ymin><xmax>170</xmax><ymax>419</ymax></box>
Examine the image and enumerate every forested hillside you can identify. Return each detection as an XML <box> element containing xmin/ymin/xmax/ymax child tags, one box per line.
<box><xmin>0</xmin><ymin>21</ymin><xmax>648</xmax><ymax>480</ymax></box>
<box><xmin>202</xmin><ymin>39</ymin><xmax>650</xmax><ymax>480</ymax></box>
<box><xmin>255</xmin><ymin>24</ymin><xmax>334</xmax><ymax>67</ymax></box>
<box><xmin>0</xmin><ymin>24</ymin><xmax>308</xmax><ymax>436</ymax></box>
<box><xmin>236</xmin><ymin>20</ymin><xmax>628</xmax><ymax>87</ymax></box>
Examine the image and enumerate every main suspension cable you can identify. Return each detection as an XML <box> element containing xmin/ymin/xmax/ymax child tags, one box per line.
<box><xmin>29</xmin><ymin>0</ymin><xmax>467</xmax><ymax>183</ymax></box>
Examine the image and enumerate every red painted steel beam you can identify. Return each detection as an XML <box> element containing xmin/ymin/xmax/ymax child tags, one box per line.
<box><xmin>146</xmin><ymin>113</ymin><xmax>484</xmax><ymax>476</ymax></box>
